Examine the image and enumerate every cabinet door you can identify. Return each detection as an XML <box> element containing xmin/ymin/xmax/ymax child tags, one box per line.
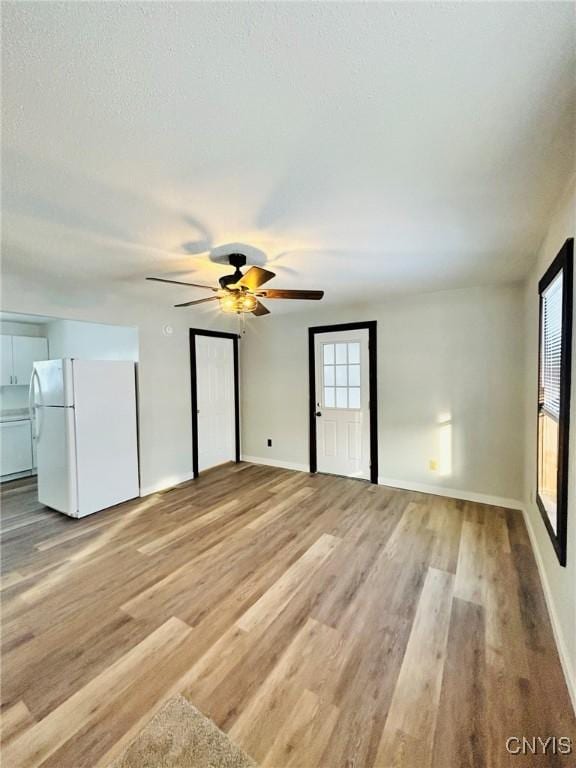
<box><xmin>0</xmin><ymin>421</ymin><xmax>33</xmax><ymax>475</ymax></box>
<box><xmin>0</xmin><ymin>336</ymin><xmax>13</xmax><ymax>386</ymax></box>
<box><xmin>12</xmin><ymin>337</ymin><xmax>49</xmax><ymax>386</ymax></box>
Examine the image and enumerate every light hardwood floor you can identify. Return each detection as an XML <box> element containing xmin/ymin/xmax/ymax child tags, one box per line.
<box><xmin>1</xmin><ymin>463</ymin><xmax>574</xmax><ymax>767</ymax></box>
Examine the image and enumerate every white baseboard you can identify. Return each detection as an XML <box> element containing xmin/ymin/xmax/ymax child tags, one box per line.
<box><xmin>521</xmin><ymin>505</ymin><xmax>576</xmax><ymax>715</ymax></box>
<box><xmin>378</xmin><ymin>476</ymin><xmax>524</xmax><ymax>511</ymax></box>
<box><xmin>241</xmin><ymin>455</ymin><xmax>309</xmax><ymax>473</ymax></box>
<box><xmin>139</xmin><ymin>472</ymin><xmax>195</xmax><ymax>497</ymax></box>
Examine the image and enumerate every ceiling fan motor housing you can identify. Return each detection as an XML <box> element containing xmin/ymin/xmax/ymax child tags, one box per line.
<box><xmin>219</xmin><ymin>253</ymin><xmax>247</xmax><ymax>289</ymax></box>
<box><xmin>228</xmin><ymin>253</ymin><xmax>247</xmax><ymax>269</ymax></box>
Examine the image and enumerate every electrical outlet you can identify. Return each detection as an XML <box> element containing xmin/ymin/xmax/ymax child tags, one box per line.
<box><xmin>429</xmin><ymin>459</ymin><xmax>438</xmax><ymax>471</ymax></box>
<box><xmin>267</xmin><ymin>439</ymin><xmax>272</xmax><ymax>447</ymax></box>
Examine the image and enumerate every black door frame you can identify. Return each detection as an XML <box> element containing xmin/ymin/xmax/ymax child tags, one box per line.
<box><xmin>189</xmin><ymin>328</ymin><xmax>240</xmax><ymax>479</ymax></box>
<box><xmin>308</xmin><ymin>321</ymin><xmax>378</xmax><ymax>484</ymax></box>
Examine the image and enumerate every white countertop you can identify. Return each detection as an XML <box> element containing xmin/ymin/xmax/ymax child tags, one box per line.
<box><xmin>0</xmin><ymin>408</ymin><xmax>31</xmax><ymax>423</ymax></box>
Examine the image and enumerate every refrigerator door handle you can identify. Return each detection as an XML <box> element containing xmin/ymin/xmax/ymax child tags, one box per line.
<box><xmin>28</xmin><ymin>370</ymin><xmax>35</xmax><ymax>421</ymax></box>
<box><xmin>29</xmin><ymin>368</ymin><xmax>43</xmax><ymax>440</ymax></box>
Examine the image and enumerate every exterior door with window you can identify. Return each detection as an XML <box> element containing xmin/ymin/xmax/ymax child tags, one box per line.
<box><xmin>314</xmin><ymin>329</ymin><xmax>370</xmax><ymax>479</ymax></box>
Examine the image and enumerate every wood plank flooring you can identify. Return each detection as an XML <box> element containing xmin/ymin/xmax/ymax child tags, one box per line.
<box><xmin>1</xmin><ymin>463</ymin><xmax>574</xmax><ymax>767</ymax></box>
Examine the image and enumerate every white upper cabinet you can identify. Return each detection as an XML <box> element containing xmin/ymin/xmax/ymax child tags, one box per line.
<box><xmin>13</xmin><ymin>336</ymin><xmax>49</xmax><ymax>385</ymax></box>
<box><xmin>0</xmin><ymin>336</ymin><xmax>12</xmax><ymax>386</ymax></box>
<box><xmin>1</xmin><ymin>335</ymin><xmax>49</xmax><ymax>386</ymax></box>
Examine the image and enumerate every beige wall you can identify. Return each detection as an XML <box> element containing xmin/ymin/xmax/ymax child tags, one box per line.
<box><xmin>523</xmin><ymin>175</ymin><xmax>576</xmax><ymax>699</ymax></box>
<box><xmin>241</xmin><ymin>283</ymin><xmax>525</xmax><ymax>504</ymax></box>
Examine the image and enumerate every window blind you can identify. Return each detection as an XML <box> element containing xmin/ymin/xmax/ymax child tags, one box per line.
<box><xmin>540</xmin><ymin>271</ymin><xmax>563</xmax><ymax>420</ymax></box>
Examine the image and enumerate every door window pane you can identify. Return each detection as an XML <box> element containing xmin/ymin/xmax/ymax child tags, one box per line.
<box><xmin>320</xmin><ymin>339</ymin><xmax>363</xmax><ymax>409</ymax></box>
<box><xmin>336</xmin><ymin>387</ymin><xmax>348</xmax><ymax>408</ymax></box>
<box><xmin>348</xmin><ymin>387</ymin><xmax>361</xmax><ymax>409</ymax></box>
<box><xmin>323</xmin><ymin>344</ymin><xmax>334</xmax><ymax>364</ymax></box>
<box><xmin>324</xmin><ymin>387</ymin><xmax>335</xmax><ymax>407</ymax></box>
<box><xmin>348</xmin><ymin>342</ymin><xmax>360</xmax><ymax>364</ymax></box>
<box><xmin>335</xmin><ymin>365</ymin><xmax>347</xmax><ymax>386</ymax></box>
<box><xmin>335</xmin><ymin>343</ymin><xmax>347</xmax><ymax>364</ymax></box>
<box><xmin>348</xmin><ymin>364</ymin><xmax>360</xmax><ymax>386</ymax></box>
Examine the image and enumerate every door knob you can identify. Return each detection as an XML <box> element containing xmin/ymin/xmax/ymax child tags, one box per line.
<box><xmin>315</xmin><ymin>411</ymin><xmax>322</xmax><ymax>417</ymax></box>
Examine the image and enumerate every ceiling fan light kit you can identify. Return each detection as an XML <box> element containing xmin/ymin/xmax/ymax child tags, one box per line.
<box><xmin>146</xmin><ymin>251</ymin><xmax>324</xmax><ymax>318</ymax></box>
<box><xmin>220</xmin><ymin>293</ymin><xmax>258</xmax><ymax>314</ymax></box>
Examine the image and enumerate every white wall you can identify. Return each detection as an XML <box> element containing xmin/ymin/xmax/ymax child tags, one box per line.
<box><xmin>46</xmin><ymin>319</ymin><xmax>139</xmax><ymax>362</ymax></box>
<box><xmin>523</xmin><ymin>175</ymin><xmax>576</xmax><ymax>705</ymax></box>
<box><xmin>0</xmin><ymin>320</ymin><xmax>49</xmax><ymax>410</ymax></box>
<box><xmin>1</xmin><ymin>274</ymin><xmax>238</xmax><ymax>495</ymax></box>
<box><xmin>241</xmin><ymin>283</ymin><xmax>525</xmax><ymax>505</ymax></box>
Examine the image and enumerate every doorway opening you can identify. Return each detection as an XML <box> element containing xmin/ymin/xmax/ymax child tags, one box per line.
<box><xmin>308</xmin><ymin>321</ymin><xmax>378</xmax><ymax>483</ymax></box>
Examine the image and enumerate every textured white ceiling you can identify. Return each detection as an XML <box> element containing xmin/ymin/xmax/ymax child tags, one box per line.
<box><xmin>2</xmin><ymin>2</ymin><xmax>574</xmax><ymax>312</ymax></box>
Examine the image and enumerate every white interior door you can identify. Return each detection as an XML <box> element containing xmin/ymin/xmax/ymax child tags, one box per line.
<box><xmin>314</xmin><ymin>329</ymin><xmax>370</xmax><ymax>480</ymax></box>
<box><xmin>195</xmin><ymin>335</ymin><xmax>235</xmax><ymax>472</ymax></box>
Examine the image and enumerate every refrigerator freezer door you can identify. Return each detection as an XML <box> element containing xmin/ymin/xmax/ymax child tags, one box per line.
<box><xmin>73</xmin><ymin>360</ymin><xmax>139</xmax><ymax>517</ymax></box>
<box><xmin>33</xmin><ymin>359</ymin><xmax>74</xmax><ymax>407</ymax></box>
<box><xmin>36</xmin><ymin>406</ymin><xmax>78</xmax><ymax>516</ymax></box>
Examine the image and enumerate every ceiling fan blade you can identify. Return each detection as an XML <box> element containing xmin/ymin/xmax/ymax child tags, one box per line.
<box><xmin>236</xmin><ymin>266</ymin><xmax>276</xmax><ymax>291</ymax></box>
<box><xmin>174</xmin><ymin>297</ymin><xmax>219</xmax><ymax>308</ymax></box>
<box><xmin>147</xmin><ymin>277</ymin><xmax>215</xmax><ymax>291</ymax></box>
<box><xmin>252</xmin><ymin>300</ymin><xmax>270</xmax><ymax>316</ymax></box>
<box><xmin>258</xmin><ymin>289</ymin><xmax>324</xmax><ymax>300</ymax></box>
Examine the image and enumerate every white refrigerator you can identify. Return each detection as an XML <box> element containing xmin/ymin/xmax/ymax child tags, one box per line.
<box><xmin>30</xmin><ymin>359</ymin><xmax>140</xmax><ymax>518</ymax></box>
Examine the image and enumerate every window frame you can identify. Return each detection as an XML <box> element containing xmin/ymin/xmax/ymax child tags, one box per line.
<box><xmin>536</xmin><ymin>238</ymin><xmax>573</xmax><ymax>567</ymax></box>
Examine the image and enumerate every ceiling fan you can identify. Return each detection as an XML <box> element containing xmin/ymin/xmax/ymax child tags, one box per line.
<box><xmin>146</xmin><ymin>253</ymin><xmax>324</xmax><ymax>316</ymax></box>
